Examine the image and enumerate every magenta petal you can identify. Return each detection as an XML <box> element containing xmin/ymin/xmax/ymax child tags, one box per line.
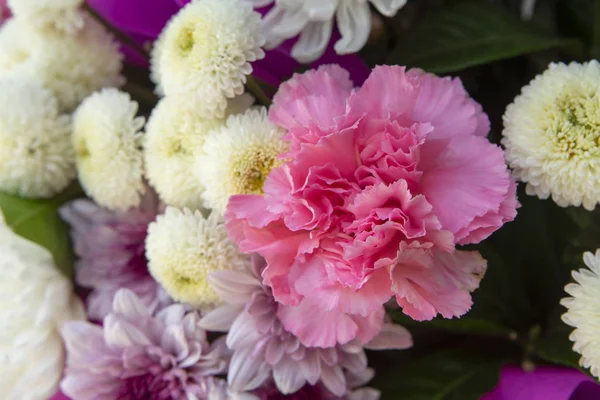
<box><xmin>482</xmin><ymin>366</ymin><xmax>596</xmax><ymax>400</ymax></box>
<box><xmin>86</xmin><ymin>0</ymin><xmax>179</xmax><ymax>37</ymax></box>
<box><xmin>48</xmin><ymin>390</ymin><xmax>72</xmax><ymax>400</ymax></box>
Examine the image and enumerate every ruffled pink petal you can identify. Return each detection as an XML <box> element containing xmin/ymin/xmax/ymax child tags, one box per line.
<box><xmin>292</xmin><ymin>259</ymin><xmax>394</xmax><ymax>316</ymax></box>
<box><xmin>270</xmin><ymin>65</ymin><xmax>354</xmax><ymax>151</ymax></box>
<box><xmin>455</xmin><ymin>179</ymin><xmax>520</xmax><ymax>245</ymax></box>
<box><xmin>407</xmin><ymin>69</ymin><xmax>490</xmax><ymax>140</ymax></box>
<box><xmin>418</xmin><ymin>135</ymin><xmax>513</xmax><ymax>237</ymax></box>
<box><xmin>277</xmin><ymin>299</ymin><xmax>384</xmax><ymax>348</ymax></box>
<box><xmin>347</xmin><ymin>65</ymin><xmax>417</xmax><ymax>120</ymax></box>
<box><xmin>390</xmin><ymin>246</ymin><xmax>486</xmax><ymax>321</ymax></box>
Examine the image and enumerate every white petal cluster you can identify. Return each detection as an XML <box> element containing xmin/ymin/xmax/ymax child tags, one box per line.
<box><xmin>73</xmin><ymin>88</ymin><xmax>146</xmax><ymax>211</ymax></box>
<box><xmin>0</xmin><ymin>212</ymin><xmax>85</xmax><ymax>400</ymax></box>
<box><xmin>0</xmin><ymin>17</ymin><xmax>123</xmax><ymax>111</ymax></box>
<box><xmin>7</xmin><ymin>0</ymin><xmax>85</xmax><ymax>32</ymax></box>
<box><xmin>0</xmin><ymin>80</ymin><xmax>75</xmax><ymax>198</ymax></box>
<box><xmin>562</xmin><ymin>249</ymin><xmax>600</xmax><ymax>378</ymax></box>
<box><xmin>151</xmin><ymin>0</ymin><xmax>265</xmax><ymax>119</ymax></box>
<box><xmin>146</xmin><ymin>207</ymin><xmax>251</xmax><ymax>310</ymax></box>
<box><xmin>502</xmin><ymin>61</ymin><xmax>600</xmax><ymax>210</ymax></box>
<box><xmin>144</xmin><ymin>98</ymin><xmax>221</xmax><ymax>211</ymax></box>
<box><xmin>197</xmin><ymin>108</ymin><xmax>287</xmax><ymax>215</ymax></box>
<box><xmin>259</xmin><ymin>0</ymin><xmax>407</xmax><ymax>62</ymax></box>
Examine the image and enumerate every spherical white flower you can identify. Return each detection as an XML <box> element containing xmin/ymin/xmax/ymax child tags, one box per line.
<box><xmin>502</xmin><ymin>61</ymin><xmax>600</xmax><ymax>211</ymax></box>
<box><xmin>146</xmin><ymin>207</ymin><xmax>251</xmax><ymax>310</ymax></box>
<box><xmin>7</xmin><ymin>0</ymin><xmax>85</xmax><ymax>32</ymax></box>
<box><xmin>73</xmin><ymin>88</ymin><xmax>146</xmax><ymax>211</ymax></box>
<box><xmin>0</xmin><ymin>212</ymin><xmax>85</xmax><ymax>400</ymax></box>
<box><xmin>0</xmin><ymin>17</ymin><xmax>123</xmax><ymax>111</ymax></box>
<box><xmin>144</xmin><ymin>94</ymin><xmax>255</xmax><ymax>210</ymax></box>
<box><xmin>144</xmin><ymin>98</ymin><xmax>221</xmax><ymax>211</ymax></box>
<box><xmin>196</xmin><ymin>107</ymin><xmax>287</xmax><ymax>215</ymax></box>
<box><xmin>258</xmin><ymin>0</ymin><xmax>407</xmax><ymax>63</ymax></box>
<box><xmin>152</xmin><ymin>0</ymin><xmax>265</xmax><ymax>119</ymax></box>
<box><xmin>562</xmin><ymin>249</ymin><xmax>600</xmax><ymax>378</ymax></box>
<box><xmin>0</xmin><ymin>79</ymin><xmax>75</xmax><ymax>198</ymax></box>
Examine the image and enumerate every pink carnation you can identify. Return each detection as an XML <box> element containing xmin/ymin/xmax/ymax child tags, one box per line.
<box><xmin>226</xmin><ymin>65</ymin><xmax>518</xmax><ymax>347</ymax></box>
<box><xmin>60</xmin><ymin>193</ymin><xmax>170</xmax><ymax>320</ymax></box>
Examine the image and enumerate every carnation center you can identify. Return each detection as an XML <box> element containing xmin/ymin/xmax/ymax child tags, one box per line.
<box><xmin>549</xmin><ymin>93</ymin><xmax>600</xmax><ymax>159</ymax></box>
<box><xmin>231</xmin><ymin>148</ymin><xmax>283</xmax><ymax>195</ymax></box>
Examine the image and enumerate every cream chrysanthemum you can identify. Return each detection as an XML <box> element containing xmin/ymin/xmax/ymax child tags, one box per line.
<box><xmin>146</xmin><ymin>207</ymin><xmax>250</xmax><ymax>310</ymax></box>
<box><xmin>502</xmin><ymin>61</ymin><xmax>600</xmax><ymax>210</ymax></box>
<box><xmin>0</xmin><ymin>212</ymin><xmax>85</xmax><ymax>400</ymax></box>
<box><xmin>562</xmin><ymin>249</ymin><xmax>600</xmax><ymax>378</ymax></box>
<box><xmin>144</xmin><ymin>94</ymin><xmax>255</xmax><ymax>210</ymax></box>
<box><xmin>144</xmin><ymin>98</ymin><xmax>221</xmax><ymax>211</ymax></box>
<box><xmin>7</xmin><ymin>0</ymin><xmax>85</xmax><ymax>32</ymax></box>
<box><xmin>0</xmin><ymin>17</ymin><xmax>123</xmax><ymax>111</ymax></box>
<box><xmin>151</xmin><ymin>0</ymin><xmax>265</xmax><ymax>118</ymax></box>
<box><xmin>196</xmin><ymin>108</ymin><xmax>287</xmax><ymax>215</ymax></box>
<box><xmin>73</xmin><ymin>88</ymin><xmax>146</xmax><ymax>211</ymax></box>
<box><xmin>0</xmin><ymin>80</ymin><xmax>75</xmax><ymax>198</ymax></box>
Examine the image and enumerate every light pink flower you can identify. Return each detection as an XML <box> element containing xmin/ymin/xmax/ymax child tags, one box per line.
<box><xmin>226</xmin><ymin>65</ymin><xmax>517</xmax><ymax>346</ymax></box>
<box><xmin>200</xmin><ymin>256</ymin><xmax>411</xmax><ymax>397</ymax></box>
<box><xmin>60</xmin><ymin>193</ymin><xmax>170</xmax><ymax>320</ymax></box>
<box><xmin>61</xmin><ymin>289</ymin><xmax>229</xmax><ymax>400</ymax></box>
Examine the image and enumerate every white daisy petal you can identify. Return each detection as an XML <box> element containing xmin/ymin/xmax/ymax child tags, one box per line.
<box><xmin>334</xmin><ymin>1</ymin><xmax>372</xmax><ymax>55</ymax></box>
<box><xmin>562</xmin><ymin>249</ymin><xmax>600</xmax><ymax>378</ymax></box>
<box><xmin>7</xmin><ymin>0</ymin><xmax>85</xmax><ymax>32</ymax></box>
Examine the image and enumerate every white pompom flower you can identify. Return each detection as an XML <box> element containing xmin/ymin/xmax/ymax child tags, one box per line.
<box><xmin>257</xmin><ymin>0</ymin><xmax>407</xmax><ymax>62</ymax></box>
<box><xmin>0</xmin><ymin>17</ymin><xmax>123</xmax><ymax>111</ymax></box>
<box><xmin>152</xmin><ymin>0</ymin><xmax>265</xmax><ymax>119</ymax></box>
<box><xmin>0</xmin><ymin>212</ymin><xmax>85</xmax><ymax>400</ymax></box>
<box><xmin>562</xmin><ymin>249</ymin><xmax>600</xmax><ymax>378</ymax></box>
<box><xmin>144</xmin><ymin>98</ymin><xmax>221</xmax><ymax>211</ymax></box>
<box><xmin>0</xmin><ymin>79</ymin><xmax>75</xmax><ymax>198</ymax></box>
<box><xmin>144</xmin><ymin>94</ymin><xmax>255</xmax><ymax>210</ymax></box>
<box><xmin>502</xmin><ymin>61</ymin><xmax>600</xmax><ymax>210</ymax></box>
<box><xmin>146</xmin><ymin>207</ymin><xmax>251</xmax><ymax>310</ymax></box>
<box><xmin>73</xmin><ymin>88</ymin><xmax>146</xmax><ymax>211</ymax></box>
<box><xmin>7</xmin><ymin>0</ymin><xmax>85</xmax><ymax>33</ymax></box>
<box><xmin>196</xmin><ymin>107</ymin><xmax>287</xmax><ymax>215</ymax></box>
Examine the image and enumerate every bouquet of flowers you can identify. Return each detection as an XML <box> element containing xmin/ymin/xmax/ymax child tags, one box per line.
<box><xmin>2</xmin><ymin>0</ymin><xmax>600</xmax><ymax>399</ymax></box>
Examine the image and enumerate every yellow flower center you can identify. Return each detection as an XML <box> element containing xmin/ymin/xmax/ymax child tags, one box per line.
<box><xmin>548</xmin><ymin>91</ymin><xmax>600</xmax><ymax>160</ymax></box>
<box><xmin>232</xmin><ymin>149</ymin><xmax>283</xmax><ymax>195</ymax></box>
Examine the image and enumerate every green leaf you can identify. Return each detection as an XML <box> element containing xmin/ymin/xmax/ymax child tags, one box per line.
<box><xmin>0</xmin><ymin>184</ymin><xmax>82</xmax><ymax>277</ymax></box>
<box><xmin>387</xmin><ymin>0</ymin><xmax>579</xmax><ymax>73</ymax></box>
<box><xmin>374</xmin><ymin>349</ymin><xmax>503</xmax><ymax>400</ymax></box>
<box><xmin>391</xmin><ymin>311</ymin><xmax>515</xmax><ymax>339</ymax></box>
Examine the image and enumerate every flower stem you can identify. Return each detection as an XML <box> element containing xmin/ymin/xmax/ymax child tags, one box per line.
<box><xmin>83</xmin><ymin>3</ymin><xmax>150</xmax><ymax>61</ymax></box>
<box><xmin>246</xmin><ymin>76</ymin><xmax>272</xmax><ymax>107</ymax></box>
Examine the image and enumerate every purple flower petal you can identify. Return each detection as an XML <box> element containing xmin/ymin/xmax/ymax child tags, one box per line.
<box><xmin>482</xmin><ymin>366</ymin><xmax>597</xmax><ymax>400</ymax></box>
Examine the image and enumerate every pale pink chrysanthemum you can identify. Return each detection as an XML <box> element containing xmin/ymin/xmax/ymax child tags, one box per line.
<box><xmin>200</xmin><ymin>256</ymin><xmax>411</xmax><ymax>397</ymax></box>
<box><xmin>226</xmin><ymin>65</ymin><xmax>518</xmax><ymax>347</ymax></box>
<box><xmin>60</xmin><ymin>191</ymin><xmax>170</xmax><ymax>320</ymax></box>
<box><xmin>61</xmin><ymin>289</ymin><xmax>230</xmax><ymax>400</ymax></box>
